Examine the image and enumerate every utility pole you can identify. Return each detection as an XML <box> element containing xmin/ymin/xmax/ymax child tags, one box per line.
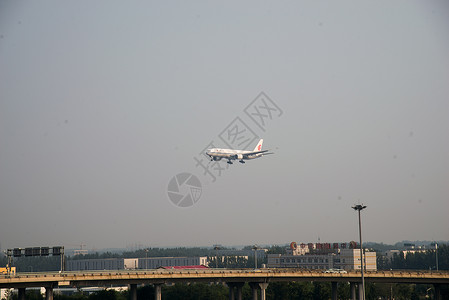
<box><xmin>213</xmin><ymin>245</ymin><xmax>220</xmax><ymax>268</ymax></box>
<box><xmin>145</xmin><ymin>249</ymin><xmax>149</xmax><ymax>269</ymax></box>
<box><xmin>61</xmin><ymin>246</ymin><xmax>65</xmax><ymax>272</ymax></box>
<box><xmin>352</xmin><ymin>204</ymin><xmax>367</xmax><ymax>300</ymax></box>
<box><xmin>252</xmin><ymin>245</ymin><xmax>259</xmax><ymax>269</ymax></box>
<box><xmin>435</xmin><ymin>243</ymin><xmax>439</xmax><ymax>271</ymax></box>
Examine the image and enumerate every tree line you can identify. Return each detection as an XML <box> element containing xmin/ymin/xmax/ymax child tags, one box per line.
<box><xmin>377</xmin><ymin>244</ymin><xmax>448</xmax><ymax>271</ymax></box>
<box><xmin>4</xmin><ymin>282</ymin><xmax>449</xmax><ymax>300</ymax></box>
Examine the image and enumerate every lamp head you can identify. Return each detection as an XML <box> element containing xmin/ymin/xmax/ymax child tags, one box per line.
<box><xmin>352</xmin><ymin>204</ymin><xmax>367</xmax><ymax>211</ymax></box>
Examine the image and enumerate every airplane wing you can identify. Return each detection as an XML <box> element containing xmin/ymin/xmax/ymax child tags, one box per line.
<box><xmin>229</xmin><ymin>150</ymin><xmax>272</xmax><ymax>160</ymax></box>
<box><xmin>242</xmin><ymin>150</ymin><xmax>270</xmax><ymax>155</ymax></box>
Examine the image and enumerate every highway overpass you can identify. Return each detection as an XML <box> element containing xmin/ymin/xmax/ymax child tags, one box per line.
<box><xmin>1</xmin><ymin>269</ymin><xmax>448</xmax><ymax>300</ymax></box>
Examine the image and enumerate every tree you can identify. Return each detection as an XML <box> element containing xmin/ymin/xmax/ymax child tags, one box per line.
<box><xmin>9</xmin><ymin>290</ymin><xmax>43</xmax><ymax>300</ymax></box>
<box><xmin>312</xmin><ymin>282</ymin><xmax>331</xmax><ymax>300</ymax></box>
<box><xmin>392</xmin><ymin>284</ymin><xmax>413</xmax><ymax>300</ymax></box>
<box><xmin>54</xmin><ymin>293</ymin><xmax>87</xmax><ymax>300</ymax></box>
<box><xmin>161</xmin><ymin>283</ymin><xmax>227</xmax><ymax>300</ymax></box>
<box><xmin>266</xmin><ymin>245</ymin><xmax>287</xmax><ymax>254</ymax></box>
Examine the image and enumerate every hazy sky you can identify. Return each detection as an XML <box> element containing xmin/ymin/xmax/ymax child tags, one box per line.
<box><xmin>1</xmin><ymin>1</ymin><xmax>448</xmax><ymax>251</ymax></box>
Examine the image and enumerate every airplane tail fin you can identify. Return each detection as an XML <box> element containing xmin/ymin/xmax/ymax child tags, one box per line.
<box><xmin>253</xmin><ymin>139</ymin><xmax>263</xmax><ymax>151</ymax></box>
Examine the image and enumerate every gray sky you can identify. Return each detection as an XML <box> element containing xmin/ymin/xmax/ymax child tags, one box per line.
<box><xmin>1</xmin><ymin>1</ymin><xmax>448</xmax><ymax>251</ymax></box>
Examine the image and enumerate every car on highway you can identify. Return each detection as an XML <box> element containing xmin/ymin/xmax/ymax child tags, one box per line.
<box><xmin>324</xmin><ymin>268</ymin><xmax>347</xmax><ymax>274</ymax></box>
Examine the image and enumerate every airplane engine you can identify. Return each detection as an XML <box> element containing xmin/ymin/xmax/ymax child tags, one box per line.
<box><xmin>213</xmin><ymin>157</ymin><xmax>221</xmax><ymax>161</ymax></box>
<box><xmin>237</xmin><ymin>154</ymin><xmax>243</xmax><ymax>160</ymax></box>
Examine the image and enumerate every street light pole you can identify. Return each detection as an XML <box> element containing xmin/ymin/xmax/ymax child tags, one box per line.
<box><xmin>213</xmin><ymin>245</ymin><xmax>220</xmax><ymax>269</ymax></box>
<box><xmin>352</xmin><ymin>204</ymin><xmax>367</xmax><ymax>300</ymax></box>
<box><xmin>145</xmin><ymin>249</ymin><xmax>149</xmax><ymax>270</ymax></box>
<box><xmin>61</xmin><ymin>246</ymin><xmax>65</xmax><ymax>273</ymax></box>
<box><xmin>435</xmin><ymin>243</ymin><xmax>439</xmax><ymax>271</ymax></box>
<box><xmin>252</xmin><ymin>245</ymin><xmax>259</xmax><ymax>269</ymax></box>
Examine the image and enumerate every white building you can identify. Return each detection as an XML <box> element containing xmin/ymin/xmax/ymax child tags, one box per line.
<box><xmin>124</xmin><ymin>258</ymin><xmax>138</xmax><ymax>269</ymax></box>
<box><xmin>339</xmin><ymin>249</ymin><xmax>377</xmax><ymax>271</ymax></box>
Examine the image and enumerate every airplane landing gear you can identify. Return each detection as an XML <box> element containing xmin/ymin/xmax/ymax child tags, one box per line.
<box><xmin>239</xmin><ymin>160</ymin><xmax>245</xmax><ymax>164</ymax></box>
<box><xmin>227</xmin><ymin>160</ymin><xmax>233</xmax><ymax>164</ymax></box>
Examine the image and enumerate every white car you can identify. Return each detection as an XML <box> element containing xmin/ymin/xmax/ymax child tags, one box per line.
<box><xmin>324</xmin><ymin>269</ymin><xmax>347</xmax><ymax>274</ymax></box>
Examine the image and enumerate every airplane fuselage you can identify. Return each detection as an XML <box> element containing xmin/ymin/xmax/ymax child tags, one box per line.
<box><xmin>206</xmin><ymin>149</ymin><xmax>263</xmax><ymax>160</ymax></box>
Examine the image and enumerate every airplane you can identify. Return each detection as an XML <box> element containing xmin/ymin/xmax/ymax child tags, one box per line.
<box><xmin>205</xmin><ymin>139</ymin><xmax>273</xmax><ymax>164</ymax></box>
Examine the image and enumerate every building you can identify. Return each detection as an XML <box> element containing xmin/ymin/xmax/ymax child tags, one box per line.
<box><xmin>138</xmin><ymin>257</ymin><xmax>208</xmax><ymax>269</ymax></box>
<box><xmin>384</xmin><ymin>250</ymin><xmax>400</xmax><ymax>261</ymax></box>
<box><xmin>66</xmin><ymin>258</ymin><xmax>124</xmax><ymax>271</ymax></box>
<box><xmin>384</xmin><ymin>248</ymin><xmax>428</xmax><ymax>260</ymax></box>
<box><xmin>124</xmin><ymin>258</ymin><xmax>138</xmax><ymax>269</ymax></box>
<box><xmin>216</xmin><ymin>249</ymin><xmax>267</xmax><ymax>259</ymax></box>
<box><xmin>66</xmin><ymin>257</ymin><xmax>208</xmax><ymax>271</ymax></box>
<box><xmin>267</xmin><ymin>242</ymin><xmax>377</xmax><ymax>271</ymax></box>
<box><xmin>268</xmin><ymin>253</ymin><xmax>333</xmax><ymax>270</ymax></box>
<box><xmin>339</xmin><ymin>249</ymin><xmax>377</xmax><ymax>271</ymax></box>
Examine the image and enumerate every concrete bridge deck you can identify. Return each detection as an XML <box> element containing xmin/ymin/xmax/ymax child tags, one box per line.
<box><xmin>1</xmin><ymin>269</ymin><xmax>448</xmax><ymax>300</ymax></box>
